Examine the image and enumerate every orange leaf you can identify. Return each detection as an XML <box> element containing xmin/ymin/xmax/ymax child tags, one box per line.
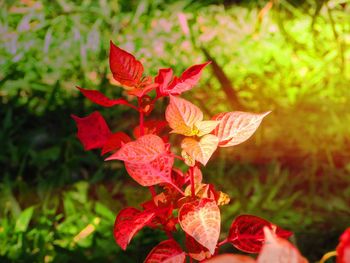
<box><xmin>257</xmin><ymin>227</ymin><xmax>308</xmax><ymax>263</ymax></box>
<box><xmin>181</xmin><ymin>134</ymin><xmax>219</xmax><ymax>166</ymax></box>
<box><xmin>166</xmin><ymin>96</ymin><xmax>203</xmax><ymax>136</ymax></box>
<box><xmin>178</xmin><ymin>198</ymin><xmax>220</xmax><ymax>254</ymax></box>
<box><xmin>204</xmin><ymin>254</ymin><xmax>256</xmax><ymax>263</ymax></box>
<box><xmin>212</xmin><ymin>111</ymin><xmax>270</xmax><ymax>147</ymax></box>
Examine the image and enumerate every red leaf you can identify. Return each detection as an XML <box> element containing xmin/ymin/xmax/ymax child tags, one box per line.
<box><xmin>77</xmin><ymin>86</ymin><xmax>132</xmax><ymax>107</ymax></box>
<box><xmin>185</xmin><ymin>234</ymin><xmax>212</xmax><ymax>261</ymax></box>
<box><xmin>113</xmin><ymin>207</ymin><xmax>155</xmax><ymax>250</ymax></box>
<box><xmin>179</xmin><ymin>198</ymin><xmax>220</xmax><ymax>254</ymax></box>
<box><xmin>157</xmin><ymin>62</ymin><xmax>210</xmax><ymax>96</ymax></box>
<box><xmin>106</xmin><ymin>134</ymin><xmax>166</xmax><ymax>163</ymax></box>
<box><xmin>337</xmin><ymin>228</ymin><xmax>350</xmax><ymax>263</ymax></box>
<box><xmin>228</xmin><ymin>214</ymin><xmax>293</xmax><ymax>254</ymax></box>
<box><xmin>133</xmin><ymin>120</ymin><xmax>168</xmax><ymax>138</ymax></box>
<box><xmin>109</xmin><ymin>41</ymin><xmax>143</xmax><ymax>87</ymax></box>
<box><xmin>257</xmin><ymin>227</ymin><xmax>308</xmax><ymax>263</ymax></box>
<box><xmin>212</xmin><ymin>111</ymin><xmax>270</xmax><ymax>147</ymax></box>
<box><xmin>71</xmin><ymin>111</ymin><xmax>111</xmax><ymax>150</ymax></box>
<box><xmin>204</xmin><ymin>254</ymin><xmax>256</xmax><ymax>263</ymax></box>
<box><xmin>124</xmin><ymin>153</ymin><xmax>174</xmax><ymax>186</ymax></box>
<box><xmin>144</xmin><ymin>239</ymin><xmax>186</xmax><ymax>263</ymax></box>
<box><xmin>101</xmin><ymin>132</ymin><xmax>131</xmax><ymax>155</ymax></box>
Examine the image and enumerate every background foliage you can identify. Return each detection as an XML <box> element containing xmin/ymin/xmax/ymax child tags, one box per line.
<box><xmin>0</xmin><ymin>0</ymin><xmax>349</xmax><ymax>262</ymax></box>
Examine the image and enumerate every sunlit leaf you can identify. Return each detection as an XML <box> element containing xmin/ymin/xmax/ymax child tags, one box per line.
<box><xmin>166</xmin><ymin>95</ymin><xmax>203</xmax><ymax>136</ymax></box>
<box><xmin>212</xmin><ymin>111</ymin><xmax>270</xmax><ymax>147</ymax></box>
<box><xmin>181</xmin><ymin>134</ymin><xmax>219</xmax><ymax>166</ymax></box>
<box><xmin>228</xmin><ymin>215</ymin><xmax>293</xmax><ymax>254</ymax></box>
<box><xmin>113</xmin><ymin>207</ymin><xmax>155</xmax><ymax>250</ymax></box>
<box><xmin>71</xmin><ymin>111</ymin><xmax>111</xmax><ymax>150</ymax></box>
<box><xmin>144</xmin><ymin>239</ymin><xmax>186</xmax><ymax>263</ymax></box>
<box><xmin>179</xmin><ymin>198</ymin><xmax>220</xmax><ymax>254</ymax></box>
<box><xmin>257</xmin><ymin>227</ymin><xmax>308</xmax><ymax>263</ymax></box>
<box><xmin>106</xmin><ymin>134</ymin><xmax>165</xmax><ymax>163</ymax></box>
<box><xmin>109</xmin><ymin>41</ymin><xmax>143</xmax><ymax>87</ymax></box>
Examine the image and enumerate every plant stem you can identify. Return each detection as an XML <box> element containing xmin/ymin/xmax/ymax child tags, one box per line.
<box><xmin>173</xmin><ymin>154</ymin><xmax>185</xmax><ymax>161</ymax></box>
<box><xmin>319</xmin><ymin>250</ymin><xmax>337</xmax><ymax>263</ymax></box>
<box><xmin>190</xmin><ymin>166</ymin><xmax>195</xmax><ymax>198</ymax></box>
<box><xmin>217</xmin><ymin>238</ymin><xmax>228</xmax><ymax>247</ymax></box>
<box><xmin>171</xmin><ymin>183</ymin><xmax>185</xmax><ymax>196</ymax></box>
<box><xmin>149</xmin><ymin>186</ymin><xmax>156</xmax><ymax>198</ymax></box>
<box><xmin>138</xmin><ymin>98</ymin><xmax>145</xmax><ymax>136</ymax></box>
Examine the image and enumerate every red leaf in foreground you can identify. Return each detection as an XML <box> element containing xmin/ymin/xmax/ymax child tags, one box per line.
<box><xmin>204</xmin><ymin>254</ymin><xmax>255</xmax><ymax>263</ymax></box>
<box><xmin>133</xmin><ymin>120</ymin><xmax>168</xmax><ymax>138</ymax></box>
<box><xmin>77</xmin><ymin>87</ymin><xmax>133</xmax><ymax>107</ymax></box>
<box><xmin>156</xmin><ymin>62</ymin><xmax>211</xmax><ymax>96</ymax></box>
<box><xmin>257</xmin><ymin>227</ymin><xmax>308</xmax><ymax>263</ymax></box>
<box><xmin>109</xmin><ymin>41</ymin><xmax>143</xmax><ymax>87</ymax></box>
<box><xmin>113</xmin><ymin>207</ymin><xmax>155</xmax><ymax>250</ymax></box>
<box><xmin>179</xmin><ymin>198</ymin><xmax>220</xmax><ymax>254</ymax></box>
<box><xmin>228</xmin><ymin>214</ymin><xmax>292</xmax><ymax>254</ymax></box>
<box><xmin>144</xmin><ymin>239</ymin><xmax>186</xmax><ymax>263</ymax></box>
<box><xmin>101</xmin><ymin>132</ymin><xmax>131</xmax><ymax>155</ymax></box>
<box><xmin>337</xmin><ymin>228</ymin><xmax>350</xmax><ymax>263</ymax></box>
<box><xmin>71</xmin><ymin>111</ymin><xmax>111</xmax><ymax>150</ymax></box>
<box><xmin>106</xmin><ymin>134</ymin><xmax>166</xmax><ymax>163</ymax></box>
<box><xmin>125</xmin><ymin>153</ymin><xmax>174</xmax><ymax>186</ymax></box>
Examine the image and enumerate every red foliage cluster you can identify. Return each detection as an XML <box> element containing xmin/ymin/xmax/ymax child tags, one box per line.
<box><xmin>72</xmin><ymin>41</ymin><xmax>350</xmax><ymax>262</ymax></box>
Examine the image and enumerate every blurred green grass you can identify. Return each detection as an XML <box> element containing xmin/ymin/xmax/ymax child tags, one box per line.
<box><xmin>0</xmin><ymin>0</ymin><xmax>349</xmax><ymax>262</ymax></box>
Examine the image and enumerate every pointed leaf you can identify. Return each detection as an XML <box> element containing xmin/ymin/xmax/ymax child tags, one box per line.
<box><xmin>179</xmin><ymin>198</ymin><xmax>220</xmax><ymax>254</ymax></box>
<box><xmin>337</xmin><ymin>228</ymin><xmax>350</xmax><ymax>263</ymax></box>
<box><xmin>155</xmin><ymin>68</ymin><xmax>174</xmax><ymax>97</ymax></box>
<box><xmin>71</xmin><ymin>111</ymin><xmax>111</xmax><ymax>150</ymax></box>
<box><xmin>144</xmin><ymin>239</ymin><xmax>186</xmax><ymax>263</ymax></box>
<box><xmin>106</xmin><ymin>134</ymin><xmax>165</xmax><ymax>163</ymax></box>
<box><xmin>212</xmin><ymin>111</ymin><xmax>270</xmax><ymax>147</ymax></box>
<box><xmin>125</xmin><ymin>153</ymin><xmax>174</xmax><ymax>186</ymax></box>
<box><xmin>257</xmin><ymin>227</ymin><xmax>308</xmax><ymax>263</ymax></box>
<box><xmin>181</xmin><ymin>134</ymin><xmax>219</xmax><ymax>166</ymax></box>
<box><xmin>166</xmin><ymin>96</ymin><xmax>203</xmax><ymax>136</ymax></box>
<box><xmin>167</xmin><ymin>62</ymin><xmax>211</xmax><ymax>95</ymax></box>
<box><xmin>195</xmin><ymin>120</ymin><xmax>220</xmax><ymax>136</ymax></box>
<box><xmin>204</xmin><ymin>254</ymin><xmax>256</xmax><ymax>263</ymax></box>
<box><xmin>101</xmin><ymin>132</ymin><xmax>131</xmax><ymax>155</ymax></box>
<box><xmin>114</xmin><ymin>207</ymin><xmax>155</xmax><ymax>250</ymax></box>
<box><xmin>77</xmin><ymin>87</ymin><xmax>132</xmax><ymax>107</ymax></box>
<box><xmin>228</xmin><ymin>214</ymin><xmax>293</xmax><ymax>254</ymax></box>
<box><xmin>109</xmin><ymin>41</ymin><xmax>143</xmax><ymax>87</ymax></box>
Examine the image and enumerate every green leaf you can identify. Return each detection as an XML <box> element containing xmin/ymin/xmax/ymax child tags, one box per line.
<box><xmin>15</xmin><ymin>206</ymin><xmax>34</xmax><ymax>233</ymax></box>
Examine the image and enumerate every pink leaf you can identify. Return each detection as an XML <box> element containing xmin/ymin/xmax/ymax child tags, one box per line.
<box><xmin>337</xmin><ymin>228</ymin><xmax>350</xmax><ymax>263</ymax></box>
<box><xmin>125</xmin><ymin>153</ymin><xmax>174</xmax><ymax>186</ymax></box>
<box><xmin>204</xmin><ymin>254</ymin><xmax>256</xmax><ymax>263</ymax></box>
<box><xmin>101</xmin><ymin>132</ymin><xmax>131</xmax><ymax>155</ymax></box>
<box><xmin>179</xmin><ymin>198</ymin><xmax>220</xmax><ymax>254</ymax></box>
<box><xmin>228</xmin><ymin>214</ymin><xmax>293</xmax><ymax>254</ymax></box>
<box><xmin>77</xmin><ymin>87</ymin><xmax>132</xmax><ymax>107</ymax></box>
<box><xmin>257</xmin><ymin>227</ymin><xmax>308</xmax><ymax>263</ymax></box>
<box><xmin>144</xmin><ymin>239</ymin><xmax>186</xmax><ymax>263</ymax></box>
<box><xmin>109</xmin><ymin>41</ymin><xmax>143</xmax><ymax>87</ymax></box>
<box><xmin>113</xmin><ymin>207</ymin><xmax>155</xmax><ymax>250</ymax></box>
<box><xmin>71</xmin><ymin>111</ymin><xmax>111</xmax><ymax>150</ymax></box>
<box><xmin>106</xmin><ymin>134</ymin><xmax>166</xmax><ymax>163</ymax></box>
<box><xmin>212</xmin><ymin>111</ymin><xmax>270</xmax><ymax>147</ymax></box>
